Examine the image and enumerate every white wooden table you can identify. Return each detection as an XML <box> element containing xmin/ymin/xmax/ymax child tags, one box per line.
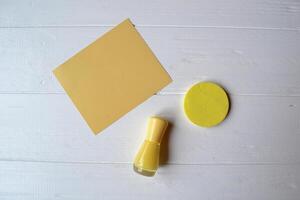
<box><xmin>1</xmin><ymin>0</ymin><xmax>300</xmax><ymax>199</ymax></box>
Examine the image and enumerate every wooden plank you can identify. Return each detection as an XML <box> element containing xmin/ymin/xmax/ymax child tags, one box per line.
<box><xmin>1</xmin><ymin>0</ymin><xmax>300</xmax><ymax>28</ymax></box>
<box><xmin>0</xmin><ymin>94</ymin><xmax>299</xmax><ymax>164</ymax></box>
<box><xmin>0</xmin><ymin>161</ymin><xmax>299</xmax><ymax>200</ymax></box>
<box><xmin>0</xmin><ymin>27</ymin><xmax>299</xmax><ymax>95</ymax></box>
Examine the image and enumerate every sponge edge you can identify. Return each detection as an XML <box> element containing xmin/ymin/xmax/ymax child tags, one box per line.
<box><xmin>183</xmin><ymin>82</ymin><xmax>229</xmax><ymax>127</ymax></box>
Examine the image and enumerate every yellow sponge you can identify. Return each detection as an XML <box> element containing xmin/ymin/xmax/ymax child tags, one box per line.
<box><xmin>184</xmin><ymin>82</ymin><xmax>229</xmax><ymax>127</ymax></box>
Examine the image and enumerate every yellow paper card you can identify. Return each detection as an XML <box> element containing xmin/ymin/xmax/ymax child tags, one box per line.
<box><xmin>53</xmin><ymin>19</ymin><xmax>172</xmax><ymax>134</ymax></box>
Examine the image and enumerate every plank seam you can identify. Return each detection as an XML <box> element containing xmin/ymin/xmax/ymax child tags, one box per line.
<box><xmin>0</xmin><ymin>25</ymin><xmax>299</xmax><ymax>31</ymax></box>
<box><xmin>0</xmin><ymin>91</ymin><xmax>300</xmax><ymax>97</ymax></box>
<box><xmin>0</xmin><ymin>159</ymin><xmax>299</xmax><ymax>166</ymax></box>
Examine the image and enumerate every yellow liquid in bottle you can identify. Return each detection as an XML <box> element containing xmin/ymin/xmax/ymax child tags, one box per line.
<box><xmin>133</xmin><ymin>140</ymin><xmax>160</xmax><ymax>176</ymax></box>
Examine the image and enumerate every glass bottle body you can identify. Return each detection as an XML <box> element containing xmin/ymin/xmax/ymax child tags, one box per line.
<box><xmin>133</xmin><ymin>140</ymin><xmax>160</xmax><ymax>176</ymax></box>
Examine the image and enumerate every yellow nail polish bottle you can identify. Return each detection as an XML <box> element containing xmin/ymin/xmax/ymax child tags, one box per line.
<box><xmin>133</xmin><ymin>117</ymin><xmax>168</xmax><ymax>176</ymax></box>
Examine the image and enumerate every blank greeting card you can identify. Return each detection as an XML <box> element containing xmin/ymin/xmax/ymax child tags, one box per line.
<box><xmin>53</xmin><ymin>19</ymin><xmax>172</xmax><ymax>134</ymax></box>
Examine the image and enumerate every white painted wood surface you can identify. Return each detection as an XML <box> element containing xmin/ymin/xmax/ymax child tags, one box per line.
<box><xmin>1</xmin><ymin>27</ymin><xmax>300</xmax><ymax>95</ymax></box>
<box><xmin>0</xmin><ymin>0</ymin><xmax>300</xmax><ymax>199</ymax></box>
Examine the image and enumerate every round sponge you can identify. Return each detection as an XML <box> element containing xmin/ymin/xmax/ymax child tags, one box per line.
<box><xmin>184</xmin><ymin>82</ymin><xmax>229</xmax><ymax>127</ymax></box>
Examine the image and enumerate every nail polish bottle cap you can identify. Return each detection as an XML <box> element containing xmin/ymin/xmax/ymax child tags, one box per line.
<box><xmin>146</xmin><ymin>117</ymin><xmax>168</xmax><ymax>143</ymax></box>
